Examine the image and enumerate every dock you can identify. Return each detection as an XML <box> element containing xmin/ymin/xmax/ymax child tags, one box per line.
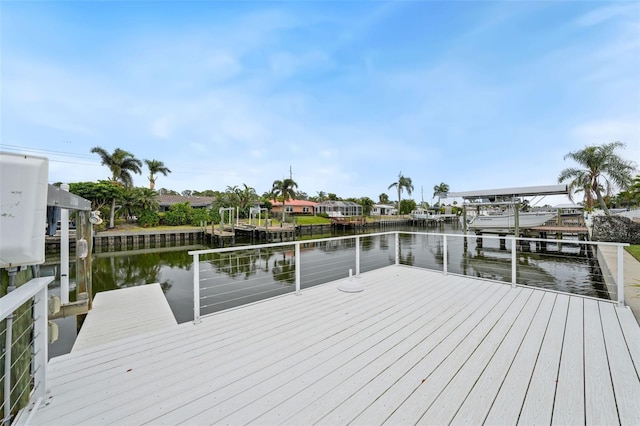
<box><xmin>23</xmin><ymin>266</ymin><xmax>640</xmax><ymax>425</ymax></box>
<box><xmin>71</xmin><ymin>283</ymin><xmax>177</xmax><ymax>353</ymax></box>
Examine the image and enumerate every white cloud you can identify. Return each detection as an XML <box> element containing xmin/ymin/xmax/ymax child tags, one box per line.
<box><xmin>574</xmin><ymin>4</ymin><xmax>638</xmax><ymax>27</ymax></box>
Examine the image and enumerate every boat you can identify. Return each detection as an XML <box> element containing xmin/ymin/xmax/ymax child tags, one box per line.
<box><xmin>410</xmin><ymin>209</ymin><xmax>429</xmax><ymax>220</ymax></box>
<box><xmin>410</xmin><ymin>209</ymin><xmax>443</xmax><ymax>222</ymax></box>
<box><xmin>467</xmin><ymin>210</ymin><xmax>556</xmax><ymax>233</ymax></box>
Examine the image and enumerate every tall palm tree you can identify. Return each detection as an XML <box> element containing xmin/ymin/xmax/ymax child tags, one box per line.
<box><xmin>91</xmin><ymin>147</ymin><xmax>142</xmax><ymax>228</ymax></box>
<box><xmin>388</xmin><ymin>172</ymin><xmax>414</xmax><ymax>212</ymax></box>
<box><xmin>433</xmin><ymin>182</ymin><xmax>450</xmax><ymax>206</ymax></box>
<box><xmin>558</xmin><ymin>141</ymin><xmax>635</xmax><ymax>214</ymax></box>
<box><xmin>272</xmin><ymin>178</ymin><xmax>298</xmax><ymax>223</ymax></box>
<box><xmin>144</xmin><ymin>159</ymin><xmax>171</xmax><ymax>190</ymax></box>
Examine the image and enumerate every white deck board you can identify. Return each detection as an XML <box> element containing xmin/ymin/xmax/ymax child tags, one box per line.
<box><xmin>599</xmin><ymin>302</ymin><xmax>640</xmax><ymax>424</ymax></box>
<box><xmin>552</xmin><ymin>296</ymin><xmax>585</xmax><ymax>425</ymax></box>
<box><xmin>22</xmin><ymin>265</ymin><xmax>640</xmax><ymax>426</ymax></box>
<box><xmin>583</xmin><ymin>298</ymin><xmax>618</xmax><ymax>425</ymax></box>
<box><xmin>516</xmin><ymin>293</ymin><xmax>569</xmax><ymax>425</ymax></box>
<box><xmin>482</xmin><ymin>292</ymin><xmax>554</xmax><ymax>425</ymax></box>
<box><xmin>70</xmin><ymin>283</ymin><xmax>177</xmax><ymax>353</ymax></box>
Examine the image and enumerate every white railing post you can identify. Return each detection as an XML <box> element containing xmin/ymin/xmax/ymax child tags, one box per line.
<box><xmin>32</xmin><ymin>284</ymin><xmax>48</xmax><ymax>400</ymax></box>
<box><xmin>395</xmin><ymin>232</ymin><xmax>400</xmax><ymax>265</ymax></box>
<box><xmin>60</xmin><ymin>184</ymin><xmax>70</xmax><ymax>305</ymax></box>
<box><xmin>295</xmin><ymin>243</ymin><xmax>301</xmax><ymax>295</ymax></box>
<box><xmin>443</xmin><ymin>234</ymin><xmax>448</xmax><ymax>275</ymax></box>
<box><xmin>355</xmin><ymin>235</ymin><xmax>361</xmax><ymax>276</ymax></box>
<box><xmin>617</xmin><ymin>244</ymin><xmax>625</xmax><ymax>307</ymax></box>
<box><xmin>3</xmin><ymin>312</ymin><xmax>12</xmax><ymax>425</ymax></box>
<box><xmin>193</xmin><ymin>253</ymin><xmax>201</xmax><ymax>324</ymax></box>
<box><xmin>511</xmin><ymin>237</ymin><xmax>517</xmax><ymax>288</ymax></box>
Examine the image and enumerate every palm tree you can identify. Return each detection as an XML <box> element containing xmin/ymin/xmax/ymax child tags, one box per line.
<box><xmin>272</xmin><ymin>178</ymin><xmax>298</xmax><ymax>223</ymax></box>
<box><xmin>144</xmin><ymin>159</ymin><xmax>171</xmax><ymax>190</ymax></box>
<box><xmin>558</xmin><ymin>142</ymin><xmax>635</xmax><ymax>214</ymax></box>
<box><xmin>91</xmin><ymin>147</ymin><xmax>142</xmax><ymax>228</ymax></box>
<box><xmin>388</xmin><ymin>172</ymin><xmax>414</xmax><ymax>212</ymax></box>
<box><xmin>359</xmin><ymin>197</ymin><xmax>375</xmax><ymax>216</ymax></box>
<box><xmin>433</xmin><ymin>182</ymin><xmax>450</xmax><ymax>207</ymax></box>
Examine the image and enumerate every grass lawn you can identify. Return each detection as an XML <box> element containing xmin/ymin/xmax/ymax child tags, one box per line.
<box><xmin>626</xmin><ymin>245</ymin><xmax>640</xmax><ymax>262</ymax></box>
<box><xmin>295</xmin><ymin>216</ymin><xmax>332</xmax><ymax>225</ymax></box>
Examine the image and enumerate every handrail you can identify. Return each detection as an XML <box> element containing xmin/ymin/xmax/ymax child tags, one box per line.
<box><xmin>190</xmin><ymin>231</ymin><xmax>629</xmax><ymax>323</ymax></box>
<box><xmin>1</xmin><ymin>276</ymin><xmax>53</xmax><ymax>425</ymax></box>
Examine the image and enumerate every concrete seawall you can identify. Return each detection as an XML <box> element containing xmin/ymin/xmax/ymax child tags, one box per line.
<box><xmin>597</xmin><ymin>245</ymin><xmax>640</xmax><ymax>324</ymax></box>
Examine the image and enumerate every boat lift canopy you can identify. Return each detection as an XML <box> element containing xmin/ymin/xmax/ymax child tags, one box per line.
<box><xmin>443</xmin><ymin>184</ymin><xmax>569</xmax><ymax>235</ymax></box>
<box><xmin>445</xmin><ymin>184</ymin><xmax>568</xmax><ymax>203</ymax></box>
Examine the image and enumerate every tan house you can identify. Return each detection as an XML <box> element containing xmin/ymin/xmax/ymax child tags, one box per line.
<box><xmin>270</xmin><ymin>199</ymin><xmax>318</xmax><ymax>216</ymax></box>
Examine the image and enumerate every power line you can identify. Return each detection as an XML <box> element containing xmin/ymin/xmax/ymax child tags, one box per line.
<box><xmin>0</xmin><ymin>144</ymin><xmax>240</xmax><ymax>175</ymax></box>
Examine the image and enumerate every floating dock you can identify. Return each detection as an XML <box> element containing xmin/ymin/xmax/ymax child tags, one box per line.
<box><xmin>71</xmin><ymin>283</ymin><xmax>177</xmax><ymax>353</ymax></box>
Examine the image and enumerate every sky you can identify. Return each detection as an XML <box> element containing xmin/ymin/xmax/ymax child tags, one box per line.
<box><xmin>1</xmin><ymin>1</ymin><xmax>639</xmax><ymax>206</ymax></box>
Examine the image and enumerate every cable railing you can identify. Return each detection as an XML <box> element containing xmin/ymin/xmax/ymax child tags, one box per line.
<box><xmin>0</xmin><ymin>276</ymin><xmax>53</xmax><ymax>426</ymax></box>
<box><xmin>189</xmin><ymin>231</ymin><xmax>628</xmax><ymax>324</ymax></box>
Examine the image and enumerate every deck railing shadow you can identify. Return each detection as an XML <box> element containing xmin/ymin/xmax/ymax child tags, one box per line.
<box><xmin>188</xmin><ymin>231</ymin><xmax>628</xmax><ymax>323</ymax></box>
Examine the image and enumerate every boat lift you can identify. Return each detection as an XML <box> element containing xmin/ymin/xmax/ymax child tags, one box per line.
<box><xmin>444</xmin><ymin>184</ymin><xmax>569</xmax><ymax>235</ymax></box>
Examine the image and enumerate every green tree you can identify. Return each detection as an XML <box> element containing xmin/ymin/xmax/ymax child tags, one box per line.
<box><xmin>271</xmin><ymin>178</ymin><xmax>298</xmax><ymax>223</ymax></box>
<box><xmin>144</xmin><ymin>159</ymin><xmax>171</xmax><ymax>190</ymax></box>
<box><xmin>69</xmin><ymin>180</ymin><xmax>122</xmax><ymax>213</ymax></box>
<box><xmin>558</xmin><ymin>142</ymin><xmax>636</xmax><ymax>214</ymax></box>
<box><xmin>388</xmin><ymin>172</ymin><xmax>414</xmax><ymax>209</ymax></box>
<box><xmin>157</xmin><ymin>187</ymin><xmax>179</xmax><ymax>195</ymax></box>
<box><xmin>91</xmin><ymin>147</ymin><xmax>142</xmax><ymax>228</ymax></box>
<box><xmin>164</xmin><ymin>202</ymin><xmax>192</xmax><ymax>226</ymax></box>
<box><xmin>433</xmin><ymin>182</ymin><xmax>450</xmax><ymax>207</ymax></box>
<box><xmin>226</xmin><ymin>184</ymin><xmax>258</xmax><ymax>218</ymax></box>
<box><xmin>630</xmin><ymin>175</ymin><xmax>640</xmax><ymax>204</ymax></box>
<box><xmin>399</xmin><ymin>199</ymin><xmax>417</xmax><ymax>215</ymax></box>
<box><xmin>119</xmin><ymin>187</ymin><xmax>159</xmax><ymax>223</ymax></box>
<box><xmin>379</xmin><ymin>193</ymin><xmax>390</xmax><ymax>204</ymax></box>
<box><xmin>359</xmin><ymin>196</ymin><xmax>375</xmax><ymax>216</ymax></box>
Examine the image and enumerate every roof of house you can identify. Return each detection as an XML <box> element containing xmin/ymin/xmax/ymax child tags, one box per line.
<box><xmin>316</xmin><ymin>200</ymin><xmax>362</xmax><ymax>207</ymax></box>
<box><xmin>270</xmin><ymin>199</ymin><xmax>319</xmax><ymax>207</ymax></box>
<box><xmin>156</xmin><ymin>194</ymin><xmax>215</xmax><ymax>207</ymax></box>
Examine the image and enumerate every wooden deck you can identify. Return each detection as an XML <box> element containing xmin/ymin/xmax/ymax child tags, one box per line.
<box><xmin>23</xmin><ymin>266</ymin><xmax>640</xmax><ymax>425</ymax></box>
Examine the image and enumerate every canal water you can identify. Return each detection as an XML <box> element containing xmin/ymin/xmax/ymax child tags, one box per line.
<box><xmin>45</xmin><ymin>222</ymin><xmax>607</xmax><ymax>358</ymax></box>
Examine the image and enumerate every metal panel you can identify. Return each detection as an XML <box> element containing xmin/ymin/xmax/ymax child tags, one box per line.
<box><xmin>447</xmin><ymin>184</ymin><xmax>568</xmax><ymax>199</ymax></box>
<box><xmin>47</xmin><ymin>184</ymin><xmax>91</xmax><ymax>210</ymax></box>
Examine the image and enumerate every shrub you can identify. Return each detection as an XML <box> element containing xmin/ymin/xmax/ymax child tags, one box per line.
<box><xmin>190</xmin><ymin>208</ymin><xmax>212</xmax><ymax>226</ymax></box>
<box><xmin>137</xmin><ymin>210</ymin><xmax>160</xmax><ymax>227</ymax></box>
<box><xmin>164</xmin><ymin>202</ymin><xmax>192</xmax><ymax>226</ymax></box>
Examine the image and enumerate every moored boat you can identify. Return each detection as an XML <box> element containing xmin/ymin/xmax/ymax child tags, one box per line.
<box><xmin>467</xmin><ymin>210</ymin><xmax>556</xmax><ymax>233</ymax></box>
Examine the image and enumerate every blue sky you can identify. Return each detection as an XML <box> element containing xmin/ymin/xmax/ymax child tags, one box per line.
<box><xmin>2</xmin><ymin>1</ymin><xmax>638</xmax><ymax>206</ymax></box>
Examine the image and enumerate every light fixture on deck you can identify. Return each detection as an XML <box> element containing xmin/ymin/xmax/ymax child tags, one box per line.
<box><xmin>338</xmin><ymin>269</ymin><xmax>364</xmax><ymax>293</ymax></box>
